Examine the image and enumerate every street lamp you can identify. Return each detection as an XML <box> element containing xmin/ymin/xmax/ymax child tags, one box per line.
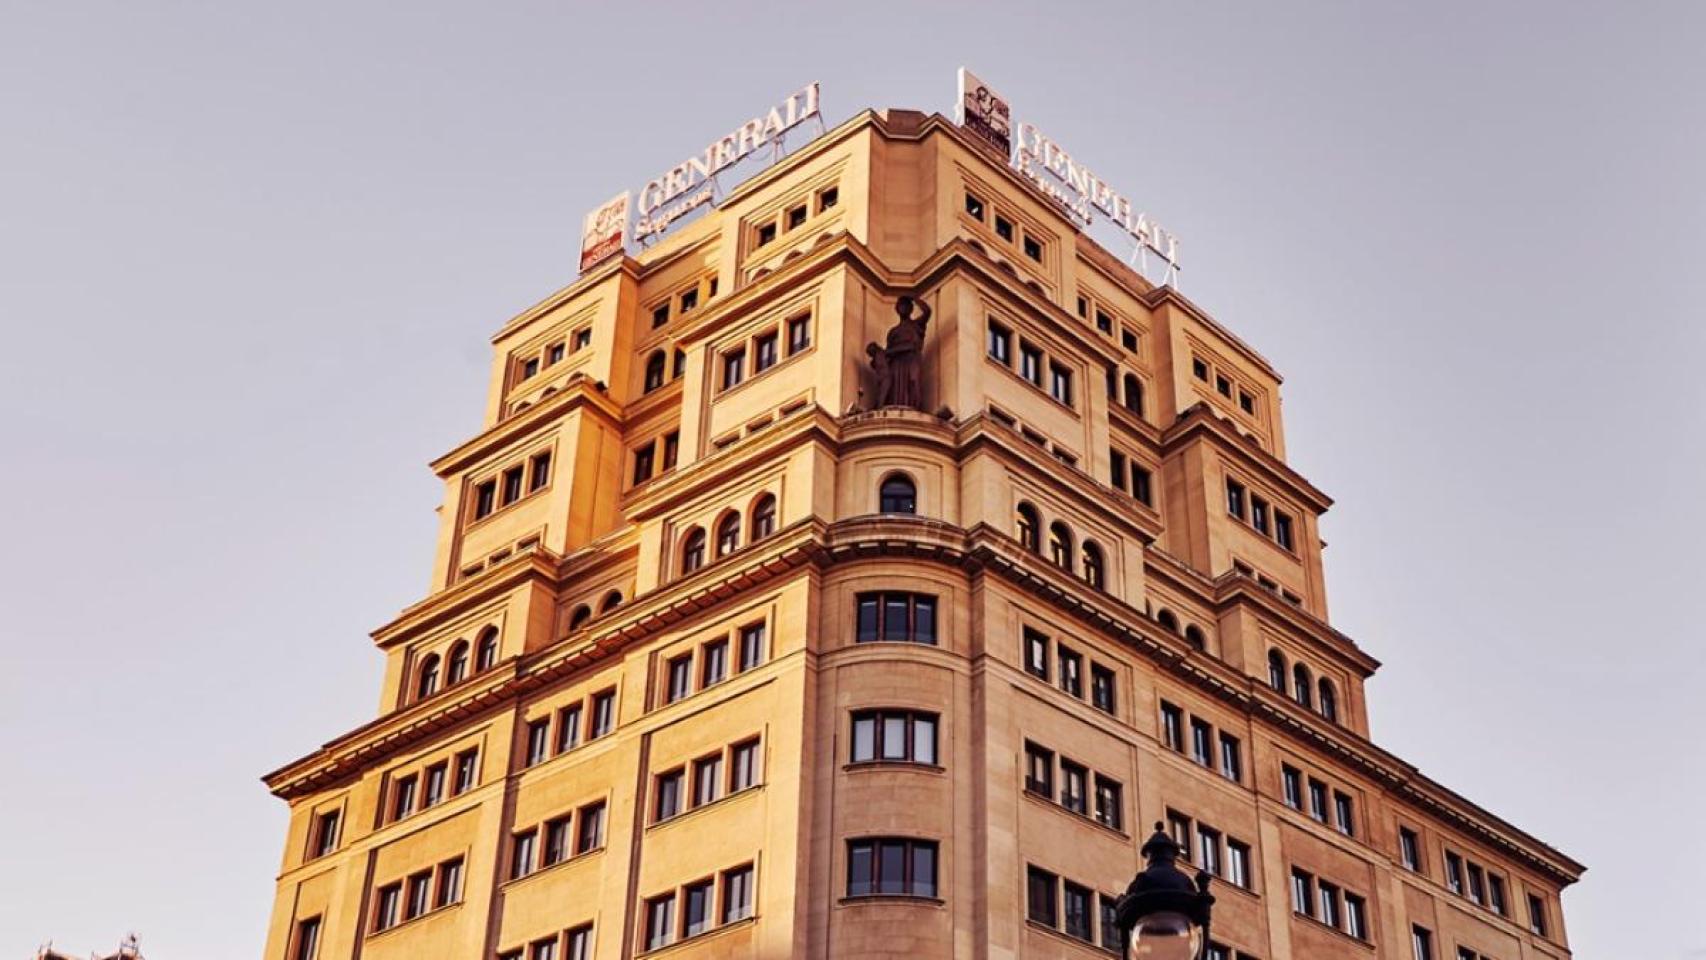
<box><xmin>1115</xmin><ymin>822</ymin><xmax>1216</xmax><ymax>960</ymax></box>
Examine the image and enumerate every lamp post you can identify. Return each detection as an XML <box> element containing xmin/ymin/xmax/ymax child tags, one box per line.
<box><xmin>1115</xmin><ymin>822</ymin><xmax>1216</xmax><ymax>960</ymax></box>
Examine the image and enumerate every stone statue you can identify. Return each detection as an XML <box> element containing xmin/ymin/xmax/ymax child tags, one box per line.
<box><xmin>866</xmin><ymin>295</ymin><xmax>931</xmax><ymax>409</ymax></box>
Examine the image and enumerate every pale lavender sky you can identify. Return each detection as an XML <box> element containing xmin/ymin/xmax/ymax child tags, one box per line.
<box><xmin>2</xmin><ymin>2</ymin><xmax>1702</xmax><ymax>958</ymax></box>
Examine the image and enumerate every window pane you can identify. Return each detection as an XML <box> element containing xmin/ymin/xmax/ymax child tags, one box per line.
<box><xmin>852</xmin><ymin>716</ymin><xmax>876</xmax><ymax>762</ymax></box>
<box><xmin>913</xmin><ymin>597</ymin><xmax>936</xmax><ymax>643</ymax></box>
<box><xmin>848</xmin><ymin>842</ymin><xmax>873</xmax><ymax>896</ymax></box>
<box><xmin>913</xmin><ymin>716</ymin><xmax>936</xmax><ymax>765</ymax></box>
<box><xmin>878</xmin><ymin>841</ymin><xmax>907</xmax><ymax>894</ymax></box>
<box><xmin>911</xmin><ymin>844</ymin><xmax>935</xmax><ymax>897</ymax></box>
<box><xmin>881</xmin><ymin>716</ymin><xmax>907</xmax><ymax>760</ymax></box>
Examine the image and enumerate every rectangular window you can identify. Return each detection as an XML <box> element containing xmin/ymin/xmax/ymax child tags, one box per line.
<box><xmin>787</xmin><ymin>315</ymin><xmax>811</xmax><ymax>354</ymax></box>
<box><xmin>986</xmin><ymin>320</ymin><xmax>1012</xmax><ymax>365</ymax></box>
<box><xmin>1049</xmin><ymin>362</ymin><xmax>1073</xmax><ymax>405</ymax></box>
<box><xmin>423</xmin><ymin>763</ymin><xmax>446</xmax><ymax>807</ymax></box>
<box><xmin>1445</xmin><ymin>851</ymin><xmax>1465</xmax><ymax>894</ymax></box>
<box><xmin>1099</xmin><ymin>895</ymin><xmax>1121</xmax><ymax>951</ymax></box>
<box><xmin>526</xmin><ymin>718</ymin><xmax>550</xmax><ymax>766</ymax></box>
<box><xmin>1488</xmin><ymin>873</ymin><xmax>1507</xmax><ymax>915</ymax></box>
<box><xmin>1109</xmin><ymin>448</ymin><xmax>1127</xmax><ymax>491</ymax></box>
<box><xmin>1167</xmin><ymin>811</ymin><xmax>1193</xmax><ymax>856</ymax></box>
<box><xmin>473</xmin><ymin>480</ymin><xmax>497</xmax><ymax>520</ymax></box>
<box><xmin>501</xmin><ymin>465</ymin><xmax>525</xmax><ymax>506</ymax></box>
<box><xmin>293</xmin><ymin>917</ymin><xmax>321</xmax><ymax>960</ymax></box>
<box><xmin>655</xmin><ymin>769</ymin><xmax>684</xmax><ymax>822</ymax></box>
<box><xmin>754</xmin><ymin>221</ymin><xmax>777</xmax><ymax>247</ymax></box>
<box><xmin>576</xmin><ymin>801</ymin><xmax>605</xmax><ymax>853</ymax></box>
<box><xmin>1334</xmin><ymin>791</ymin><xmax>1355</xmax><ymax>836</ymax></box>
<box><xmin>1399</xmin><ymin>826</ymin><xmax>1421</xmax><ymax>871</ymax></box>
<box><xmin>1023</xmin><ymin>628</ymin><xmax>1049</xmax><ymax>680</ymax></box>
<box><xmin>521</xmin><ymin>357</ymin><xmax>540</xmax><ymax>380</ymax></box>
<box><xmin>1160</xmin><ymin>701</ymin><xmax>1183</xmax><ymax>751</ymax></box>
<box><xmin>1216</xmin><ymin>374</ymin><xmax>1232</xmax><ymax>397</ymax></box>
<box><xmin>1227</xmin><ymin>840</ymin><xmax>1251</xmax><ymax>889</ymax></box>
<box><xmin>965</xmin><ymin>192</ymin><xmax>985</xmax><ymax>220</ymax></box>
<box><xmin>1467</xmin><ymin>862</ymin><xmax>1485</xmax><ymax>905</ymax></box>
<box><xmin>405</xmin><ymin>870</ymin><xmax>430</xmax><ymax>919</ymax></box>
<box><xmin>510</xmin><ymin>829</ymin><xmax>537</xmax><ymax>881</ymax></box>
<box><xmin>679</xmin><ymin>286</ymin><xmax>699</xmax><ymax>313</ymax></box>
<box><xmin>1190</xmin><ymin>718</ymin><xmax>1213</xmax><ymax>766</ymax></box>
<box><xmin>730</xmin><ymin>738</ymin><xmax>761</xmax><ymax>791</ymax></box>
<box><xmin>543</xmin><ymin>815</ymin><xmax>572</xmax><ymax>866</ymax></box>
<box><xmin>530</xmin><ymin>452</ymin><xmax>552</xmax><ymax>491</ymax></box>
<box><xmin>854</xmin><ymin>592</ymin><xmax>936</xmax><ymax>644</ymax></box>
<box><xmin>645</xmin><ymin>894</ymin><xmax>675</xmax><ymax>951</ymax></box>
<box><xmin>1346</xmin><ymin>893</ymin><xmax>1368</xmax><ymax>940</ymax></box>
<box><xmin>1027</xmin><ymin>866</ymin><xmax>1058</xmax><ymax>926</ymax></box>
<box><xmin>753</xmin><ymin>332</ymin><xmax>779</xmax><ymax>373</ymax></box>
<box><xmin>720</xmin><ymin>349</ymin><xmax>745</xmax><ymax>390</ymax></box>
<box><xmin>590</xmin><ymin>691</ymin><xmax>614</xmax><ymax>738</ymax></box>
<box><xmin>723</xmin><ymin>864</ymin><xmax>755</xmax><ymax>922</ymax></box>
<box><xmin>1318</xmin><ymin>880</ymin><xmax>1341</xmax><ymax>928</ymax></box>
<box><xmin>1058</xmin><ymin>647</ymin><xmax>1083</xmax><ymax>697</ymax></box>
<box><xmin>1528</xmin><ymin>893</ymin><xmax>1548</xmax><ymax>936</ymax></box>
<box><xmin>701</xmin><ymin>640</ymin><xmax>728</xmax><ymax>688</ymax></box>
<box><xmin>652</xmin><ymin>303</ymin><xmax>670</xmax><ymax>328</ymax></box>
<box><xmin>1023</xmin><ymin>741</ymin><xmax>1054</xmax><ymax>797</ymax></box>
<box><xmin>1062</xmin><ymin>881</ymin><xmax>1092</xmax><ymax>941</ymax></box>
<box><xmin>738</xmin><ymin>622</ymin><xmax>766</xmax><ymax>670</ymax></box>
<box><xmin>1193</xmin><ymin>357</ymin><xmax>1209</xmax><ymax>380</ymax></box>
<box><xmin>661</xmin><ymin>430</ymin><xmax>679</xmax><ymax>470</ymax></box>
<box><xmin>1094</xmin><ymin>309</ymin><xmax>1113</xmax><ymax>334</ymax></box>
<box><xmin>683</xmin><ymin>879</ymin><xmax>713</xmax><ymax>937</ymax></box>
<box><xmin>818</xmin><ymin>186</ymin><xmax>839</xmax><ymax>211</ymax></box>
<box><xmin>1093</xmin><ymin>776</ymin><xmax>1122</xmax><ymax>830</ymax></box>
<box><xmin>1239</xmin><ymin>390</ymin><xmax>1255</xmax><ymax>414</ymax></box>
<box><xmin>1275</xmin><ymin>512</ymin><xmax>1295</xmax><ymax>551</ymax></box>
<box><xmin>1019</xmin><ymin>342</ymin><xmax>1043</xmax><ymax>386</ymax></box>
<box><xmin>1226</xmin><ymin>479</ymin><xmax>1246</xmax><ymax>520</ymax></box>
<box><xmin>1412</xmin><ymin>925</ymin><xmax>1434</xmax><ymax>960</ymax></box>
<box><xmin>312</xmin><ymin>810</ymin><xmax>339</xmax><ymax>858</ymax></box>
<box><xmin>1282</xmin><ymin>765</ymin><xmax>1302</xmax><ymax>808</ymax></box>
<box><xmin>1131</xmin><ymin>465</ymin><xmax>1153</xmax><ymax>505</ymax></box>
<box><xmin>529</xmin><ymin>940</ymin><xmax>555</xmax><ymax>960</ymax></box>
<box><xmin>1090</xmin><ymin>664</ymin><xmax>1116</xmax><ymax>713</ymax></box>
<box><xmin>391</xmin><ymin>775</ymin><xmax>417</xmax><ymax>821</ymax></box>
<box><xmin>847</xmin><ymin>838</ymin><xmax>937</xmax><ymax>898</ymax></box>
<box><xmin>632</xmin><ymin>443</ymin><xmax>655</xmax><ymax>485</ymax></box>
<box><xmin>995</xmin><ymin>214</ymin><xmax>1014</xmax><ymax>241</ymax></box>
<box><xmin>786</xmin><ymin>204</ymin><xmax>808</xmax><ymax>230</ymax></box>
<box><xmin>851</xmin><ymin>710</ymin><xmax>936</xmax><ymax>765</ymax></box>
<box><xmin>693</xmin><ymin>754</ymin><xmax>723</xmax><ymax>807</ymax></box>
<box><xmin>1290</xmin><ymin>869</ymin><xmax>1314</xmax><ymax>918</ymax></box>
<box><xmin>1219</xmin><ymin>733</ymin><xmax>1242</xmax><ymax>782</ymax></box>
<box><xmin>1307</xmin><ymin>779</ymin><xmax>1328</xmax><ymax>822</ymax></box>
<box><xmin>454</xmin><ymin>749</ymin><xmax>478</xmax><ymax>794</ymax></box>
<box><xmin>572</xmin><ymin>328</ymin><xmax>592</xmax><ymax>350</ymax></box>
<box><xmin>565</xmin><ymin>927</ymin><xmax>591</xmax><ymax>960</ymax></box>
<box><xmin>1059</xmin><ymin>760</ymin><xmax>1088</xmax><ymax>815</ymax></box>
<box><xmin>1023</xmin><ymin>235</ymin><xmax>1044</xmax><ymax>262</ymax></box>
<box><xmin>374</xmin><ymin>883</ymin><xmax>401</xmax><ymax>931</ymax></box>
<box><xmin>1251</xmin><ymin>496</ymin><xmax>1270</xmax><ymax>535</ymax></box>
<box><xmin>556</xmin><ymin>705</ymin><xmax>582</xmax><ymax>754</ymax></box>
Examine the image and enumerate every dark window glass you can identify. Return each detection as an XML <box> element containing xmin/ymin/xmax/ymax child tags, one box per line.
<box><xmin>1058</xmin><ymin>647</ymin><xmax>1083</xmax><ymax>697</ymax></box>
<box><xmin>845</xmin><ymin>838</ymin><xmax>937</xmax><ymax>898</ymax></box>
<box><xmin>730</xmin><ymin>738</ymin><xmax>761</xmax><ymax>791</ymax></box>
<box><xmin>995</xmin><ymin>215</ymin><xmax>1014</xmax><ymax>241</ymax></box>
<box><xmin>753</xmin><ymin>332</ymin><xmax>779</xmax><ymax>372</ymax></box>
<box><xmin>1226</xmin><ymin>479</ymin><xmax>1246</xmax><ymax>519</ymax></box>
<box><xmin>1060</xmin><ymin>760</ymin><xmax>1087</xmax><ymax>814</ymax></box>
<box><xmin>787</xmin><ymin>315</ymin><xmax>811</xmax><ymax>353</ymax></box>
<box><xmin>721</xmin><ymin>349</ymin><xmax>745</xmax><ymax>389</ymax></box>
<box><xmin>473</xmin><ymin>480</ymin><xmax>497</xmax><ymax>519</ymax></box>
<box><xmin>1219</xmin><ymin>733</ymin><xmax>1242</xmax><ymax>782</ymax></box>
<box><xmin>1024</xmin><ymin>741</ymin><xmax>1054</xmax><ymax>796</ymax></box>
<box><xmin>1282</xmin><ymin>765</ymin><xmax>1302</xmax><ymax>808</ymax></box>
<box><xmin>986</xmin><ymin>320</ymin><xmax>1012</xmax><ymax>364</ymax></box>
<box><xmin>1023</xmin><ymin>235</ymin><xmax>1043</xmax><ymax>262</ymax></box>
<box><xmin>1063</xmin><ymin>882</ymin><xmax>1092</xmax><ymax>940</ymax></box>
<box><xmin>576</xmin><ymin>801</ymin><xmax>604</xmax><ymax>852</ymax></box>
<box><xmin>645</xmin><ymin>895</ymin><xmax>674</xmax><ymax>951</ymax></box>
<box><xmin>724</xmin><ymin>865</ymin><xmax>754</xmax><ymax>922</ymax></box>
<box><xmin>1090</xmin><ymin>664</ymin><xmax>1115</xmax><ymax>713</ymax></box>
<box><xmin>633</xmin><ymin>444</ymin><xmax>656</xmax><ymax>485</ymax></box>
<box><xmin>526</xmin><ymin>719</ymin><xmax>550</xmax><ymax>766</ymax></box>
<box><xmin>1093</xmin><ymin>776</ymin><xmax>1121</xmax><ymax>830</ymax></box>
<box><xmin>684</xmin><ymin>879</ymin><xmax>713</xmax><ymax>937</ymax></box>
<box><xmin>590</xmin><ymin>692</ymin><xmax>614</xmax><ymax>738</ymax></box>
<box><xmin>854</xmin><ymin>592</ymin><xmax>936</xmax><ymax>644</ymax></box>
<box><xmin>738</xmin><ymin>622</ymin><xmax>766</xmax><ymax>670</ymax></box>
<box><xmin>879</xmin><ymin>475</ymin><xmax>917</xmax><ymax>514</ymax></box>
<box><xmin>965</xmin><ymin>193</ymin><xmax>985</xmax><ymax>220</ymax></box>
<box><xmin>1027</xmin><ymin>866</ymin><xmax>1057</xmax><ymax>926</ymax></box>
<box><xmin>1160</xmin><ymin>702</ymin><xmax>1183</xmax><ymax>751</ymax></box>
<box><xmin>818</xmin><ymin>186</ymin><xmax>839</xmax><ymax>211</ymax></box>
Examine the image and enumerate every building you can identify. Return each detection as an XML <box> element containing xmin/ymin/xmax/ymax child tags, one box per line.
<box><xmin>260</xmin><ymin>104</ymin><xmax>1583</xmax><ymax>960</ymax></box>
<box><xmin>33</xmin><ymin>935</ymin><xmax>144</xmax><ymax>960</ymax></box>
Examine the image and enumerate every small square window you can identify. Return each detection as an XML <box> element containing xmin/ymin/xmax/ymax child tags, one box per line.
<box><xmin>994</xmin><ymin>215</ymin><xmax>1014</xmax><ymax>241</ymax></box>
<box><xmin>1094</xmin><ymin>310</ymin><xmax>1112</xmax><ymax>334</ymax></box>
<box><xmin>786</xmin><ymin>205</ymin><xmax>808</xmax><ymax>230</ymax></box>
<box><xmin>756</xmin><ymin>222</ymin><xmax>778</xmax><ymax>247</ymax></box>
<box><xmin>1215</xmin><ymin>374</ymin><xmax>1231</xmax><ymax>397</ymax></box>
<box><xmin>1239</xmin><ymin>391</ymin><xmax>1255</xmax><ymax>414</ymax></box>
<box><xmin>1121</xmin><ymin>329</ymin><xmax>1138</xmax><ymax>352</ymax></box>
<box><xmin>546</xmin><ymin>342</ymin><xmax>565</xmax><ymax>365</ymax></box>
<box><xmin>753</xmin><ymin>332</ymin><xmax>779</xmax><ymax>373</ymax></box>
<box><xmin>1192</xmin><ymin>357</ymin><xmax>1209</xmax><ymax>381</ymax></box>
<box><xmin>817</xmin><ymin>186</ymin><xmax>839</xmax><ymax>211</ymax></box>
<box><xmin>572</xmin><ymin>328</ymin><xmax>592</xmax><ymax>350</ymax></box>
<box><xmin>679</xmin><ymin>288</ymin><xmax>699</xmax><ymax>314</ymax></box>
<box><xmin>652</xmin><ymin>303</ymin><xmax>670</xmax><ymax>328</ymax></box>
<box><xmin>965</xmin><ymin>193</ymin><xmax>985</xmax><ymax>220</ymax></box>
<box><xmin>1076</xmin><ymin>296</ymin><xmax>1088</xmax><ymax>317</ymax></box>
<box><xmin>521</xmin><ymin>357</ymin><xmax>540</xmax><ymax>380</ymax></box>
<box><xmin>1022</xmin><ymin>235</ymin><xmax>1043</xmax><ymax>261</ymax></box>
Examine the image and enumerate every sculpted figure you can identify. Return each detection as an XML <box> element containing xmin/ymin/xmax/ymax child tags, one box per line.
<box><xmin>862</xmin><ymin>294</ymin><xmax>932</xmax><ymax>410</ymax></box>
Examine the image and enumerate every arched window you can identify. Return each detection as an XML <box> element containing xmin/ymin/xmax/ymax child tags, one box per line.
<box><xmin>1267</xmin><ymin>649</ymin><xmax>1287</xmax><ymax>692</ymax></box>
<box><xmin>1293</xmin><ymin>663</ymin><xmax>1314</xmax><ymax>709</ymax></box>
<box><xmin>715</xmin><ymin>512</ymin><xmax>741</xmax><ymax>558</ymax></box>
<box><xmin>879</xmin><ymin>474</ymin><xmax>917</xmax><ymax>514</ymax></box>
<box><xmin>1184</xmin><ymin>625</ymin><xmax>1206</xmax><ymax>651</ymax></box>
<box><xmin>1081</xmin><ymin>541</ymin><xmax>1105</xmax><ymax>589</ymax></box>
<box><xmin>681</xmin><ymin>527</ymin><xmax>707</xmax><ymax>574</ymax></box>
<box><xmin>643</xmin><ymin>350</ymin><xmax>666</xmax><ymax>393</ymax></box>
<box><xmin>569</xmin><ymin>605</ymin><xmax>592</xmax><ymax>631</ymax></box>
<box><xmin>1015</xmin><ymin>503</ymin><xmax>1041</xmax><ymax>552</ymax></box>
<box><xmin>1157</xmin><ymin>609</ymin><xmax>1180</xmax><ymax>634</ymax></box>
<box><xmin>446</xmin><ymin>640</ymin><xmax>470</xmax><ymax>685</ymax></box>
<box><xmin>750</xmin><ymin>494</ymin><xmax>777</xmax><ymax>541</ymax></box>
<box><xmin>1122</xmin><ymin>374</ymin><xmax>1143</xmax><ymax>415</ymax></box>
<box><xmin>416</xmin><ymin>654</ymin><xmax>440</xmax><ymax>700</ymax></box>
<box><xmin>600</xmin><ymin>590</ymin><xmax>623</xmax><ymax>613</ymax></box>
<box><xmin>1318</xmin><ymin>679</ymin><xmax>1339</xmax><ymax>723</ymax></box>
<box><xmin>1048</xmin><ymin>522</ymin><xmax>1073</xmax><ymax>570</ymax></box>
<box><xmin>672</xmin><ymin>348</ymin><xmax>686</xmax><ymax>379</ymax></box>
<box><xmin>475</xmin><ymin>627</ymin><xmax>499</xmax><ymax>671</ymax></box>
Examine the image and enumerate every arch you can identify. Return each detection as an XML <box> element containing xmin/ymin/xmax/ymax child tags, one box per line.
<box><xmin>541</xmin><ymin>386</ymin><xmax>558</xmax><ymax>398</ymax></box>
<box><xmin>475</xmin><ymin>626</ymin><xmax>499</xmax><ymax>671</ymax></box>
<box><xmin>815</xmin><ymin>231</ymin><xmax>834</xmax><ymax>248</ymax></box>
<box><xmin>1318</xmin><ymin>679</ymin><xmax>1339</xmax><ymax>723</ymax></box>
<box><xmin>600</xmin><ymin>590</ymin><xmax>623</xmax><ymax>613</ymax></box>
<box><xmin>681</xmin><ymin>527</ymin><xmax>707</xmax><ymax>574</ymax></box>
<box><xmin>569</xmin><ymin>604</ymin><xmax>593</xmax><ymax>631</ymax></box>
<box><xmin>1292</xmin><ymin>663</ymin><xmax>1314</xmax><ymax>709</ymax></box>
<box><xmin>1267</xmin><ymin>649</ymin><xmax>1287</xmax><ymax>692</ymax></box>
<box><xmin>878</xmin><ymin>473</ymin><xmax>917</xmax><ymax>514</ymax></box>
<box><xmin>1048</xmin><ymin>521</ymin><xmax>1073</xmax><ymax>570</ymax></box>
<box><xmin>966</xmin><ymin>238</ymin><xmax>988</xmax><ymax>257</ymax></box>
<box><xmin>643</xmin><ymin>350</ymin><xmax>666</xmax><ymax>393</ymax></box>
<box><xmin>415</xmin><ymin>653</ymin><xmax>441</xmax><ymax>700</ymax></box>
<box><xmin>1015</xmin><ymin>502</ymin><xmax>1041</xmax><ymax>552</ymax></box>
<box><xmin>1156</xmin><ymin>609</ymin><xmax>1180</xmax><ymax>634</ymax></box>
<box><xmin>1184</xmin><ymin>625</ymin><xmax>1206</xmax><ymax>651</ymax></box>
<box><xmin>749</xmin><ymin>493</ymin><xmax>777</xmax><ymax>541</ymax></box>
<box><xmin>1081</xmin><ymin>540</ymin><xmax>1106</xmax><ymax>590</ymax></box>
<box><xmin>1122</xmin><ymin>374</ymin><xmax>1144</xmax><ymax>414</ymax></box>
<box><xmin>714</xmin><ymin>511</ymin><xmax>741</xmax><ymax>558</ymax></box>
<box><xmin>446</xmin><ymin>640</ymin><xmax>470</xmax><ymax>685</ymax></box>
<box><xmin>784</xmin><ymin>248</ymin><xmax>804</xmax><ymax>264</ymax></box>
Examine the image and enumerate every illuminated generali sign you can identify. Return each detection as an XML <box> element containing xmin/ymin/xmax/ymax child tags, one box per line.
<box><xmin>577</xmin><ymin>82</ymin><xmax>823</xmax><ymax>272</ymax></box>
<box><xmin>1013</xmin><ymin>121</ymin><xmax>1180</xmax><ymax>274</ymax></box>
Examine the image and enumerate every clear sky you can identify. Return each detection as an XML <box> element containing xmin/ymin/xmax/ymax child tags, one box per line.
<box><xmin>2</xmin><ymin>2</ymin><xmax>1702</xmax><ymax>957</ymax></box>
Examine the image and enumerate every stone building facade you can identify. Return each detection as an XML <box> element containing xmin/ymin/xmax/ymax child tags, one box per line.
<box><xmin>261</xmin><ymin>107</ymin><xmax>1582</xmax><ymax>960</ymax></box>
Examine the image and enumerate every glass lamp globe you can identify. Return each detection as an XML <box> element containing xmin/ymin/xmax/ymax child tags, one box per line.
<box><xmin>1129</xmin><ymin>910</ymin><xmax>1203</xmax><ymax>960</ymax></box>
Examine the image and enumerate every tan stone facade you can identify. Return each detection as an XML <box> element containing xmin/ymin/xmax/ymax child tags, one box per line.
<box><xmin>261</xmin><ymin>108</ymin><xmax>1582</xmax><ymax>960</ymax></box>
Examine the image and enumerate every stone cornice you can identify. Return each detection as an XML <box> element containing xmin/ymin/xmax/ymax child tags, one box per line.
<box><xmin>428</xmin><ymin>376</ymin><xmax>623</xmax><ymax>478</ymax></box>
<box><xmin>1162</xmin><ymin>402</ymin><xmax>1334</xmax><ymax>513</ymax></box>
